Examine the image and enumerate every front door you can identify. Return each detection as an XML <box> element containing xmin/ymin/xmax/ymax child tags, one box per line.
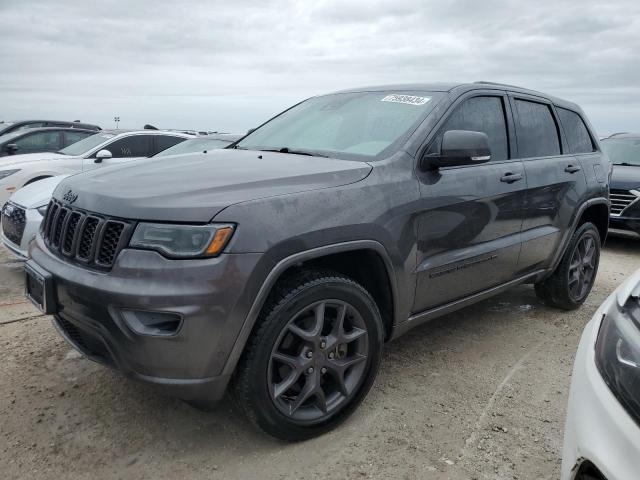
<box><xmin>82</xmin><ymin>134</ymin><xmax>154</xmax><ymax>171</ymax></box>
<box><xmin>413</xmin><ymin>93</ymin><xmax>526</xmax><ymax>313</ymax></box>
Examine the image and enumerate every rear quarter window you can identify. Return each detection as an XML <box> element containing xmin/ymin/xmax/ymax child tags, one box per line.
<box><xmin>557</xmin><ymin>107</ymin><xmax>595</xmax><ymax>154</ymax></box>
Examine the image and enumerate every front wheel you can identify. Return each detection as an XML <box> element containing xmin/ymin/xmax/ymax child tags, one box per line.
<box><xmin>535</xmin><ymin>222</ymin><xmax>601</xmax><ymax>310</ymax></box>
<box><xmin>233</xmin><ymin>271</ymin><xmax>384</xmax><ymax>441</ymax></box>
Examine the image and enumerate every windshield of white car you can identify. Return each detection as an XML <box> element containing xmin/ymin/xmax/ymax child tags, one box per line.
<box><xmin>235</xmin><ymin>91</ymin><xmax>442</xmax><ymax>160</ymax></box>
<box><xmin>58</xmin><ymin>133</ymin><xmax>116</xmax><ymax>156</ymax></box>
<box><xmin>601</xmin><ymin>138</ymin><xmax>640</xmax><ymax>166</ymax></box>
<box><xmin>154</xmin><ymin>137</ymin><xmax>232</xmax><ymax>157</ymax></box>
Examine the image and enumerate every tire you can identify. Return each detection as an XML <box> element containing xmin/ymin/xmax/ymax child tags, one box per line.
<box><xmin>233</xmin><ymin>270</ymin><xmax>384</xmax><ymax>441</ymax></box>
<box><xmin>534</xmin><ymin>222</ymin><xmax>601</xmax><ymax>310</ymax></box>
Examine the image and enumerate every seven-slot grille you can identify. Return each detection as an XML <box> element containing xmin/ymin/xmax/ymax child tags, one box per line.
<box><xmin>610</xmin><ymin>189</ymin><xmax>639</xmax><ymax>217</ymax></box>
<box><xmin>42</xmin><ymin>199</ymin><xmax>131</xmax><ymax>269</ymax></box>
<box><xmin>1</xmin><ymin>202</ymin><xmax>27</xmax><ymax>246</ymax></box>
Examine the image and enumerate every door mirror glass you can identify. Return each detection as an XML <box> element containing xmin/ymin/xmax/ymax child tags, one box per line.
<box><xmin>422</xmin><ymin>130</ymin><xmax>491</xmax><ymax>169</ymax></box>
<box><xmin>94</xmin><ymin>149</ymin><xmax>112</xmax><ymax>163</ymax></box>
<box><xmin>5</xmin><ymin>143</ymin><xmax>18</xmax><ymax>155</ymax></box>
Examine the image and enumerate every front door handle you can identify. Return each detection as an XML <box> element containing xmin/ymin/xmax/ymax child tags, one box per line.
<box><xmin>500</xmin><ymin>172</ymin><xmax>523</xmax><ymax>183</ymax></box>
<box><xmin>565</xmin><ymin>164</ymin><xmax>582</xmax><ymax>173</ymax></box>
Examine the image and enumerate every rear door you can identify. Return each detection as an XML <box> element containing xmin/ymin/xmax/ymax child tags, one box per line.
<box><xmin>413</xmin><ymin>91</ymin><xmax>526</xmax><ymax>312</ymax></box>
<box><xmin>153</xmin><ymin>135</ymin><xmax>187</xmax><ymax>155</ymax></box>
<box><xmin>510</xmin><ymin>95</ymin><xmax>588</xmax><ymax>274</ymax></box>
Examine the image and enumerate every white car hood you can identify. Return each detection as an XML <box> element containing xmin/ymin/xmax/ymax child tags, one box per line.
<box><xmin>9</xmin><ymin>174</ymin><xmax>70</xmax><ymax>209</ymax></box>
<box><xmin>0</xmin><ymin>152</ymin><xmax>76</xmax><ymax>168</ymax></box>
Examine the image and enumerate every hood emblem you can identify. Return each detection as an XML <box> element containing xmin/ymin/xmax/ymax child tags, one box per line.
<box><xmin>62</xmin><ymin>189</ymin><xmax>78</xmax><ymax>204</ymax></box>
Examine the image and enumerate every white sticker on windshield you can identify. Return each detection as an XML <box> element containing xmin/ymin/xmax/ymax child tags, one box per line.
<box><xmin>381</xmin><ymin>94</ymin><xmax>431</xmax><ymax>106</ymax></box>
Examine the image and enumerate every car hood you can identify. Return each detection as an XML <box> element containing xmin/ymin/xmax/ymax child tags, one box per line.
<box><xmin>611</xmin><ymin>165</ymin><xmax>640</xmax><ymax>191</ymax></box>
<box><xmin>10</xmin><ymin>174</ymin><xmax>70</xmax><ymax>209</ymax></box>
<box><xmin>53</xmin><ymin>149</ymin><xmax>372</xmax><ymax>222</ymax></box>
<box><xmin>0</xmin><ymin>152</ymin><xmax>73</xmax><ymax>168</ymax></box>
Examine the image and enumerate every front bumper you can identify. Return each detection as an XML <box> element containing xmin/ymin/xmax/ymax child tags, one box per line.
<box><xmin>609</xmin><ymin>215</ymin><xmax>640</xmax><ymax>235</ymax></box>
<box><xmin>29</xmin><ymin>234</ymin><xmax>264</xmax><ymax>404</ymax></box>
<box><xmin>561</xmin><ymin>286</ymin><xmax>640</xmax><ymax>480</ymax></box>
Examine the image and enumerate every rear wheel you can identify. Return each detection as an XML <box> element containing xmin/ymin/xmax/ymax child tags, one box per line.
<box><xmin>535</xmin><ymin>222</ymin><xmax>601</xmax><ymax>310</ymax></box>
<box><xmin>233</xmin><ymin>270</ymin><xmax>383</xmax><ymax>441</ymax></box>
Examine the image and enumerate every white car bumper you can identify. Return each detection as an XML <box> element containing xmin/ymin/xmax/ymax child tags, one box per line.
<box><xmin>1</xmin><ymin>202</ymin><xmax>44</xmax><ymax>260</ymax></box>
<box><xmin>562</xmin><ymin>273</ymin><xmax>640</xmax><ymax>480</ymax></box>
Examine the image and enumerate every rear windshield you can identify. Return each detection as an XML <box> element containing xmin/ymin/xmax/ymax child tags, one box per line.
<box><xmin>601</xmin><ymin>138</ymin><xmax>640</xmax><ymax>166</ymax></box>
<box><xmin>236</xmin><ymin>91</ymin><xmax>442</xmax><ymax>160</ymax></box>
<box><xmin>59</xmin><ymin>133</ymin><xmax>115</xmax><ymax>156</ymax></box>
<box><xmin>154</xmin><ymin>137</ymin><xmax>232</xmax><ymax>157</ymax></box>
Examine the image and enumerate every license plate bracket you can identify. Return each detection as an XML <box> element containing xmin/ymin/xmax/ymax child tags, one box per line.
<box><xmin>25</xmin><ymin>261</ymin><xmax>57</xmax><ymax>314</ymax></box>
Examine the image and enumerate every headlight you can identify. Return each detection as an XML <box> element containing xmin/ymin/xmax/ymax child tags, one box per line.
<box><xmin>0</xmin><ymin>169</ymin><xmax>20</xmax><ymax>180</ymax></box>
<box><xmin>36</xmin><ymin>205</ymin><xmax>48</xmax><ymax>217</ymax></box>
<box><xmin>595</xmin><ymin>294</ymin><xmax>640</xmax><ymax>425</ymax></box>
<box><xmin>129</xmin><ymin>223</ymin><xmax>235</xmax><ymax>258</ymax></box>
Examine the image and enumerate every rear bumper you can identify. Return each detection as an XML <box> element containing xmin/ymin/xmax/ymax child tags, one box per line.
<box><xmin>29</xmin><ymin>234</ymin><xmax>265</xmax><ymax>404</ymax></box>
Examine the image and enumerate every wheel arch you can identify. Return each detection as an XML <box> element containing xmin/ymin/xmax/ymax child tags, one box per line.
<box><xmin>222</xmin><ymin>240</ymin><xmax>398</xmax><ymax>377</ymax></box>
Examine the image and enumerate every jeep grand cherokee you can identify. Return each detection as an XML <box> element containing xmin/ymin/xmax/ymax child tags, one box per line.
<box><xmin>26</xmin><ymin>82</ymin><xmax>610</xmax><ymax>440</ymax></box>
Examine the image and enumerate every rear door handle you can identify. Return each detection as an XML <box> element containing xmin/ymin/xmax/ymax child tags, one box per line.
<box><xmin>500</xmin><ymin>172</ymin><xmax>523</xmax><ymax>183</ymax></box>
<box><xmin>565</xmin><ymin>164</ymin><xmax>582</xmax><ymax>173</ymax></box>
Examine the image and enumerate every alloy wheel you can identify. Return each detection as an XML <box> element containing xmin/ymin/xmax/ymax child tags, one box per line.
<box><xmin>568</xmin><ymin>234</ymin><xmax>597</xmax><ymax>301</ymax></box>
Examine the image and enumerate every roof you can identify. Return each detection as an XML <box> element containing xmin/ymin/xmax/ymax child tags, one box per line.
<box><xmin>329</xmin><ymin>81</ymin><xmax>582</xmax><ymax>111</ymax></box>
<box><xmin>97</xmin><ymin>129</ymin><xmax>194</xmax><ymax>137</ymax></box>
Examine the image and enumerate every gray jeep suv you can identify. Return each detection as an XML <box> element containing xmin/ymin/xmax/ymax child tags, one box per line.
<box><xmin>26</xmin><ymin>82</ymin><xmax>610</xmax><ymax>440</ymax></box>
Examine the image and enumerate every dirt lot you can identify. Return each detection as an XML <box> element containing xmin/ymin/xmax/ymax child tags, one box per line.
<box><xmin>1</xmin><ymin>237</ymin><xmax>639</xmax><ymax>480</ymax></box>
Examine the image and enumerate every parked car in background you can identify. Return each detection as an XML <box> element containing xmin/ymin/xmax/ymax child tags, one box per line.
<box><xmin>562</xmin><ymin>268</ymin><xmax>640</xmax><ymax>480</ymax></box>
<box><xmin>600</xmin><ymin>133</ymin><xmax>640</xmax><ymax>236</ymax></box>
<box><xmin>153</xmin><ymin>133</ymin><xmax>241</xmax><ymax>157</ymax></box>
<box><xmin>0</xmin><ymin>120</ymin><xmax>100</xmax><ymax>136</ymax></box>
<box><xmin>0</xmin><ymin>130</ymin><xmax>191</xmax><ymax>205</ymax></box>
<box><xmin>26</xmin><ymin>82</ymin><xmax>609</xmax><ymax>440</ymax></box>
<box><xmin>0</xmin><ymin>127</ymin><xmax>96</xmax><ymax>157</ymax></box>
<box><xmin>2</xmin><ymin>134</ymin><xmax>241</xmax><ymax>258</ymax></box>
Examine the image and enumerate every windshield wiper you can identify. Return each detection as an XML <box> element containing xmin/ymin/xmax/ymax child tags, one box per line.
<box><xmin>258</xmin><ymin>147</ymin><xmax>328</xmax><ymax>157</ymax></box>
<box><xmin>614</xmin><ymin>162</ymin><xmax>636</xmax><ymax>166</ymax></box>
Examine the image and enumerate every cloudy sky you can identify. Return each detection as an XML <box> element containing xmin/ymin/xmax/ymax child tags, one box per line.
<box><xmin>1</xmin><ymin>0</ymin><xmax>639</xmax><ymax>135</ymax></box>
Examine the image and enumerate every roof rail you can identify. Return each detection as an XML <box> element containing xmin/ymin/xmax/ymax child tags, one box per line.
<box><xmin>474</xmin><ymin>80</ymin><xmax>524</xmax><ymax>89</ymax></box>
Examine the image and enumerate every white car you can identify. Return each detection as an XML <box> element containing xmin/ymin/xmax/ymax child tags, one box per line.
<box><xmin>562</xmin><ymin>268</ymin><xmax>640</xmax><ymax>480</ymax></box>
<box><xmin>1</xmin><ymin>134</ymin><xmax>241</xmax><ymax>258</ymax></box>
<box><xmin>0</xmin><ymin>129</ymin><xmax>192</xmax><ymax>205</ymax></box>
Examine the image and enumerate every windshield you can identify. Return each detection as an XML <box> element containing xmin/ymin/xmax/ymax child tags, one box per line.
<box><xmin>601</xmin><ymin>138</ymin><xmax>640</xmax><ymax>166</ymax></box>
<box><xmin>59</xmin><ymin>132</ymin><xmax>115</xmax><ymax>156</ymax></box>
<box><xmin>154</xmin><ymin>137</ymin><xmax>232</xmax><ymax>157</ymax></box>
<box><xmin>236</xmin><ymin>91</ymin><xmax>441</xmax><ymax>159</ymax></box>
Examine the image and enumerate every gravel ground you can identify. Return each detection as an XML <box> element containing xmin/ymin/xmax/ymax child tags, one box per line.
<box><xmin>1</xmin><ymin>236</ymin><xmax>639</xmax><ymax>480</ymax></box>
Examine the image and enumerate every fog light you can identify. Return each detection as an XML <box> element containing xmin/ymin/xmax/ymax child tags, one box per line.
<box><xmin>120</xmin><ymin>309</ymin><xmax>183</xmax><ymax>336</ymax></box>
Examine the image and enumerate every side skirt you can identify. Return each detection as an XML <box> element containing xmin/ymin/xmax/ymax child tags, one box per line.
<box><xmin>389</xmin><ymin>269</ymin><xmax>546</xmax><ymax>340</ymax></box>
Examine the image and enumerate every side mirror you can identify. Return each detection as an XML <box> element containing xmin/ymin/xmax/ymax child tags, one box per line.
<box><xmin>421</xmin><ymin>130</ymin><xmax>491</xmax><ymax>170</ymax></box>
<box><xmin>5</xmin><ymin>143</ymin><xmax>18</xmax><ymax>155</ymax></box>
<box><xmin>94</xmin><ymin>149</ymin><xmax>112</xmax><ymax>163</ymax></box>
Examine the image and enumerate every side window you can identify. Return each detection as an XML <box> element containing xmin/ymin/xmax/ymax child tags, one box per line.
<box><xmin>62</xmin><ymin>130</ymin><xmax>93</xmax><ymax>147</ymax></box>
<box><xmin>155</xmin><ymin>135</ymin><xmax>187</xmax><ymax>154</ymax></box>
<box><xmin>514</xmin><ymin>99</ymin><xmax>561</xmax><ymax>158</ymax></box>
<box><xmin>102</xmin><ymin>135</ymin><xmax>153</xmax><ymax>158</ymax></box>
<box><xmin>14</xmin><ymin>131</ymin><xmax>61</xmax><ymax>151</ymax></box>
<box><xmin>557</xmin><ymin>108</ymin><xmax>594</xmax><ymax>154</ymax></box>
<box><xmin>430</xmin><ymin>96</ymin><xmax>509</xmax><ymax>161</ymax></box>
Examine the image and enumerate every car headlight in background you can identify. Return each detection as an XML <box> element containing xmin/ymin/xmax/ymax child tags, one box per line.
<box><xmin>0</xmin><ymin>169</ymin><xmax>20</xmax><ymax>180</ymax></box>
<box><xmin>36</xmin><ymin>205</ymin><xmax>48</xmax><ymax>217</ymax></box>
<box><xmin>129</xmin><ymin>223</ymin><xmax>235</xmax><ymax>258</ymax></box>
<box><xmin>595</xmin><ymin>293</ymin><xmax>640</xmax><ymax>425</ymax></box>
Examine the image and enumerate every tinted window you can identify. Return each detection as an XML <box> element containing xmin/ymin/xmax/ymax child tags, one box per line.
<box><xmin>14</xmin><ymin>131</ymin><xmax>60</xmax><ymax>151</ymax></box>
<box><xmin>155</xmin><ymin>135</ymin><xmax>187</xmax><ymax>154</ymax></box>
<box><xmin>63</xmin><ymin>130</ymin><xmax>93</xmax><ymax>147</ymax></box>
<box><xmin>557</xmin><ymin>108</ymin><xmax>594</xmax><ymax>154</ymax></box>
<box><xmin>514</xmin><ymin>100</ymin><xmax>561</xmax><ymax>158</ymax></box>
<box><xmin>430</xmin><ymin>96</ymin><xmax>509</xmax><ymax>161</ymax></box>
<box><xmin>101</xmin><ymin>135</ymin><xmax>153</xmax><ymax>158</ymax></box>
